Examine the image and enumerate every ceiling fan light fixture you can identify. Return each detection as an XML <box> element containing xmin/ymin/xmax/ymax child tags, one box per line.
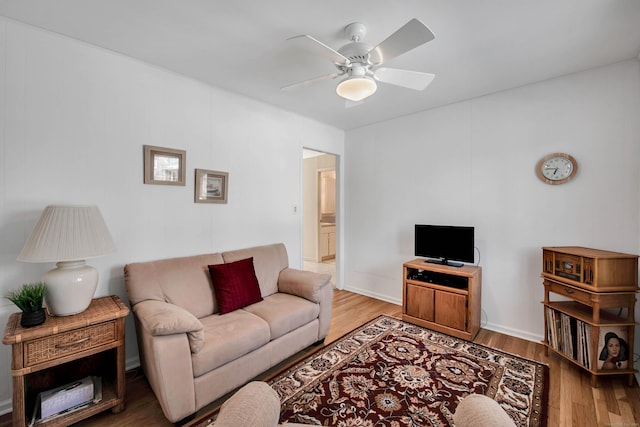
<box><xmin>336</xmin><ymin>76</ymin><xmax>377</xmax><ymax>102</ymax></box>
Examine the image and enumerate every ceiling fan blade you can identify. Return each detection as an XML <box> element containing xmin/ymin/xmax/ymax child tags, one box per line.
<box><xmin>287</xmin><ymin>35</ymin><xmax>351</xmax><ymax>66</ymax></box>
<box><xmin>281</xmin><ymin>72</ymin><xmax>343</xmax><ymax>91</ymax></box>
<box><xmin>368</xmin><ymin>18</ymin><xmax>435</xmax><ymax>65</ymax></box>
<box><xmin>373</xmin><ymin>68</ymin><xmax>435</xmax><ymax>91</ymax></box>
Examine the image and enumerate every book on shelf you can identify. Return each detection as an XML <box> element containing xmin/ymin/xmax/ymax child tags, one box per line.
<box><xmin>584</xmin><ymin>323</ymin><xmax>593</xmax><ymax>368</ymax></box>
<box><xmin>576</xmin><ymin>321</ymin><xmax>592</xmax><ymax>369</ymax></box>
<box><xmin>545</xmin><ymin>308</ymin><xmax>553</xmax><ymax>349</ymax></box>
<box><xmin>560</xmin><ymin>313</ymin><xmax>576</xmax><ymax>359</ymax></box>
<box><xmin>29</xmin><ymin>376</ymin><xmax>102</xmax><ymax>426</ymax></box>
<box><xmin>545</xmin><ymin>307</ymin><xmax>561</xmax><ymax>352</ymax></box>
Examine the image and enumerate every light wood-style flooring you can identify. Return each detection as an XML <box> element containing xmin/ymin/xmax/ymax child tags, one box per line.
<box><xmin>2</xmin><ymin>290</ymin><xmax>638</xmax><ymax>426</ymax></box>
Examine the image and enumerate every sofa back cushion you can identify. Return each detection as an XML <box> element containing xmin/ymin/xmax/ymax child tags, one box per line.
<box><xmin>125</xmin><ymin>253</ymin><xmax>224</xmax><ymax>318</ymax></box>
<box><xmin>222</xmin><ymin>243</ymin><xmax>288</xmax><ymax>297</ymax></box>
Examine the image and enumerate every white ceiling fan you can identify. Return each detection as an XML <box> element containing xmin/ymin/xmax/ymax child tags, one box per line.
<box><xmin>282</xmin><ymin>19</ymin><xmax>435</xmax><ymax>103</ymax></box>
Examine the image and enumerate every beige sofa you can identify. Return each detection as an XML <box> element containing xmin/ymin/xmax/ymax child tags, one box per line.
<box><xmin>124</xmin><ymin>243</ymin><xmax>333</xmax><ymax>423</ymax></box>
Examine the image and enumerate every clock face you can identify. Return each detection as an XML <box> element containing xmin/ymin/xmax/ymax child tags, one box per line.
<box><xmin>536</xmin><ymin>153</ymin><xmax>578</xmax><ymax>185</ymax></box>
<box><xmin>541</xmin><ymin>157</ymin><xmax>573</xmax><ymax>180</ymax></box>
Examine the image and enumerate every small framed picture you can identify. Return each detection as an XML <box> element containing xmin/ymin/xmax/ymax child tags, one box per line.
<box><xmin>597</xmin><ymin>326</ymin><xmax>629</xmax><ymax>370</ymax></box>
<box><xmin>144</xmin><ymin>145</ymin><xmax>186</xmax><ymax>185</ymax></box>
<box><xmin>195</xmin><ymin>169</ymin><xmax>228</xmax><ymax>204</ymax></box>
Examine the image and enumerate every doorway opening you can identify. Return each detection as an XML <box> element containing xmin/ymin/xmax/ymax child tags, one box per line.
<box><xmin>302</xmin><ymin>148</ymin><xmax>337</xmax><ymax>287</ymax></box>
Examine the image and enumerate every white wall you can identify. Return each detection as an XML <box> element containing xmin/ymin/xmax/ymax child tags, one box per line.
<box><xmin>345</xmin><ymin>59</ymin><xmax>640</xmax><ymax>347</ymax></box>
<box><xmin>0</xmin><ymin>19</ymin><xmax>344</xmax><ymax>414</ymax></box>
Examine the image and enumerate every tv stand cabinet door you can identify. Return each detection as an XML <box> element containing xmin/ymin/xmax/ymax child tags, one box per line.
<box><xmin>405</xmin><ymin>284</ymin><xmax>435</xmax><ymax>322</ymax></box>
<box><xmin>435</xmin><ymin>290</ymin><xmax>467</xmax><ymax>331</ymax></box>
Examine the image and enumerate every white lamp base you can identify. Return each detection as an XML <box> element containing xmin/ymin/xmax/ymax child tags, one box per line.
<box><xmin>43</xmin><ymin>260</ymin><xmax>98</xmax><ymax>316</ymax></box>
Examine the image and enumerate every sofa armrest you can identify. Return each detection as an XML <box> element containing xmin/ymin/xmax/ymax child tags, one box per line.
<box><xmin>278</xmin><ymin>268</ymin><xmax>331</xmax><ymax>303</ymax></box>
<box><xmin>214</xmin><ymin>382</ymin><xmax>280</xmax><ymax>427</ymax></box>
<box><xmin>133</xmin><ymin>300</ymin><xmax>204</xmax><ymax>353</ymax></box>
<box><xmin>278</xmin><ymin>268</ymin><xmax>333</xmax><ymax>341</ymax></box>
<box><xmin>453</xmin><ymin>394</ymin><xmax>516</xmax><ymax>427</ymax></box>
<box><xmin>134</xmin><ymin>322</ymin><xmax>196</xmax><ymax>422</ymax></box>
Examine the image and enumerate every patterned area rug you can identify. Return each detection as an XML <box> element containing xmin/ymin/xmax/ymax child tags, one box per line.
<box><xmin>269</xmin><ymin>316</ymin><xmax>548</xmax><ymax>426</ymax></box>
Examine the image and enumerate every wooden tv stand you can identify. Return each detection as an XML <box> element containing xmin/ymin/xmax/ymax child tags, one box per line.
<box><xmin>402</xmin><ymin>259</ymin><xmax>481</xmax><ymax>340</ymax></box>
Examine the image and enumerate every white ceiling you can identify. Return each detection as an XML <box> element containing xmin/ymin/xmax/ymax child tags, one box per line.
<box><xmin>1</xmin><ymin>0</ymin><xmax>640</xmax><ymax>130</ymax></box>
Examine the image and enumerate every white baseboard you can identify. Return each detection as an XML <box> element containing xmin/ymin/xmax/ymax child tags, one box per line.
<box><xmin>0</xmin><ymin>398</ymin><xmax>11</xmax><ymax>417</ymax></box>
<box><xmin>482</xmin><ymin>322</ymin><xmax>543</xmax><ymax>344</ymax></box>
<box><xmin>126</xmin><ymin>356</ymin><xmax>141</xmax><ymax>372</ymax></box>
<box><xmin>342</xmin><ymin>286</ymin><xmax>402</xmax><ymax>306</ymax></box>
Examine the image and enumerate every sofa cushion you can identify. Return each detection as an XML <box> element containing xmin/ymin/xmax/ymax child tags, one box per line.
<box><xmin>243</xmin><ymin>293</ymin><xmax>320</xmax><ymax>340</ymax></box>
<box><xmin>222</xmin><ymin>243</ymin><xmax>288</xmax><ymax>298</ymax></box>
<box><xmin>192</xmin><ymin>310</ymin><xmax>270</xmax><ymax>377</ymax></box>
<box><xmin>209</xmin><ymin>257</ymin><xmax>263</xmax><ymax>314</ymax></box>
<box><xmin>125</xmin><ymin>253</ymin><xmax>224</xmax><ymax>318</ymax></box>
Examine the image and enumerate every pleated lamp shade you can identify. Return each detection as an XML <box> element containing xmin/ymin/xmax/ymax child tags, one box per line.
<box><xmin>18</xmin><ymin>205</ymin><xmax>116</xmax><ymax>262</ymax></box>
<box><xmin>18</xmin><ymin>205</ymin><xmax>116</xmax><ymax>316</ymax></box>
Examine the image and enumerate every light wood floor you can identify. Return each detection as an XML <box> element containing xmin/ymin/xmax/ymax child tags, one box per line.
<box><xmin>2</xmin><ymin>290</ymin><xmax>639</xmax><ymax>426</ymax></box>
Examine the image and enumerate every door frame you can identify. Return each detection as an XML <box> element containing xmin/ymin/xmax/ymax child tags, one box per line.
<box><xmin>301</xmin><ymin>148</ymin><xmax>342</xmax><ymax>289</ymax></box>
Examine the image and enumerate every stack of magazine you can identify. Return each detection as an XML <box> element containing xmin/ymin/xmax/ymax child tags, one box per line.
<box><xmin>29</xmin><ymin>376</ymin><xmax>102</xmax><ymax>426</ymax></box>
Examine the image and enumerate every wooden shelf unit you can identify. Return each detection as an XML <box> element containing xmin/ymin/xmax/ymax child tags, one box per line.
<box><xmin>2</xmin><ymin>296</ymin><xmax>130</xmax><ymax>427</ymax></box>
<box><xmin>541</xmin><ymin>246</ymin><xmax>638</xmax><ymax>387</ymax></box>
<box><xmin>402</xmin><ymin>259</ymin><xmax>481</xmax><ymax>340</ymax></box>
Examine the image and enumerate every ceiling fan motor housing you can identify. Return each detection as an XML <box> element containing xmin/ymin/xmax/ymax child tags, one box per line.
<box><xmin>337</xmin><ymin>42</ymin><xmax>373</xmax><ymax>71</ymax></box>
<box><xmin>336</xmin><ymin>22</ymin><xmax>373</xmax><ymax>71</ymax></box>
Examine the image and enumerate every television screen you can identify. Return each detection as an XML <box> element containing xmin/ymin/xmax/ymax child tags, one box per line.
<box><xmin>414</xmin><ymin>225</ymin><xmax>474</xmax><ymax>266</ymax></box>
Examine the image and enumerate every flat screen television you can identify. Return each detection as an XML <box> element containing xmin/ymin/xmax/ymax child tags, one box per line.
<box><xmin>414</xmin><ymin>224</ymin><xmax>474</xmax><ymax>267</ymax></box>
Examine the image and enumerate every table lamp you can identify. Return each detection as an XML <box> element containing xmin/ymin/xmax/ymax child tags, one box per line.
<box><xmin>17</xmin><ymin>205</ymin><xmax>116</xmax><ymax>316</ymax></box>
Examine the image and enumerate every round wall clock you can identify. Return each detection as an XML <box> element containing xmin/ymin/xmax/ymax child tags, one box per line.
<box><xmin>536</xmin><ymin>153</ymin><xmax>578</xmax><ymax>185</ymax></box>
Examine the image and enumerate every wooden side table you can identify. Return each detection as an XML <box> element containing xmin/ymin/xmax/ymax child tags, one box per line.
<box><xmin>2</xmin><ymin>295</ymin><xmax>130</xmax><ymax>427</ymax></box>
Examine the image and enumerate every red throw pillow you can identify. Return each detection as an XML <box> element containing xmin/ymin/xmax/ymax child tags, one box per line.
<box><xmin>208</xmin><ymin>257</ymin><xmax>263</xmax><ymax>314</ymax></box>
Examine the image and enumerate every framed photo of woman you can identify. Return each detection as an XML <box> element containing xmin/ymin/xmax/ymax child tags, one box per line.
<box><xmin>597</xmin><ymin>326</ymin><xmax>629</xmax><ymax>370</ymax></box>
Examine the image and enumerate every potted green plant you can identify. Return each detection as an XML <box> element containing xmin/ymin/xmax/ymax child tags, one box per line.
<box><xmin>5</xmin><ymin>282</ymin><xmax>47</xmax><ymax>327</ymax></box>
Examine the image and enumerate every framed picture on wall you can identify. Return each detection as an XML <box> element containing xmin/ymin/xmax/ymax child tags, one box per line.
<box><xmin>597</xmin><ymin>326</ymin><xmax>629</xmax><ymax>370</ymax></box>
<box><xmin>143</xmin><ymin>145</ymin><xmax>186</xmax><ymax>186</ymax></box>
<box><xmin>195</xmin><ymin>169</ymin><xmax>228</xmax><ymax>204</ymax></box>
